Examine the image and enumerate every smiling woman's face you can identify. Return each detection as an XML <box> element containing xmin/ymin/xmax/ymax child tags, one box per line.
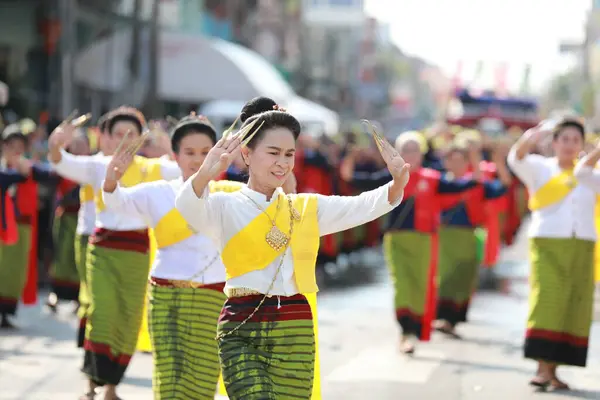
<box><xmin>243</xmin><ymin>127</ymin><xmax>296</xmax><ymax>191</ymax></box>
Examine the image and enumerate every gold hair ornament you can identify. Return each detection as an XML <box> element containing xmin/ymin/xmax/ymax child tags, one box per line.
<box><xmin>361</xmin><ymin>119</ymin><xmax>386</xmax><ymax>154</ymax></box>
<box><xmin>222</xmin><ymin>115</ymin><xmax>240</xmax><ymax>140</ymax></box>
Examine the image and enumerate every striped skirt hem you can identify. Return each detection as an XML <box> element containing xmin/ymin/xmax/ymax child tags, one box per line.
<box><xmin>217</xmin><ymin>294</ymin><xmax>316</xmax><ymax>400</ymax></box>
<box><xmin>436</xmin><ymin>227</ymin><xmax>478</xmax><ymax>326</ymax></box>
<box><xmin>81</xmin><ymin>244</ymin><xmax>150</xmax><ymax>385</ymax></box>
<box><xmin>524</xmin><ymin>237</ymin><xmax>595</xmax><ymax>367</ymax></box>
<box><xmin>50</xmin><ymin>213</ymin><xmax>80</xmax><ymax>301</ymax></box>
<box><xmin>0</xmin><ymin>224</ymin><xmax>32</xmax><ymax>315</ymax></box>
<box><xmin>148</xmin><ymin>279</ymin><xmax>226</xmax><ymax>399</ymax></box>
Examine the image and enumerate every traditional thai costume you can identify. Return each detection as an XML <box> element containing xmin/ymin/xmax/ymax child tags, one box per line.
<box><xmin>49</xmin><ymin>149</ymin><xmax>179</xmax><ymax>385</ymax></box>
<box><xmin>509</xmin><ymin>151</ymin><xmax>596</xmax><ymax>367</ymax></box>
<box><xmin>75</xmin><ymin>153</ymin><xmax>103</xmax><ymax>347</ymax></box>
<box><xmin>0</xmin><ymin>164</ymin><xmax>30</xmax><ymax>323</ymax></box>
<box><xmin>0</xmin><ymin>123</ymin><xmax>56</xmax><ymax>322</ymax></box>
<box><xmin>175</xmin><ymin>180</ymin><xmax>401</xmax><ymax>399</ymax></box>
<box><xmin>49</xmin><ymin>177</ymin><xmax>81</xmax><ymax>304</ymax></box>
<box><xmin>350</xmin><ymin>167</ymin><xmax>477</xmax><ymax>340</ymax></box>
<box><xmin>103</xmin><ymin>178</ymin><xmax>242</xmax><ymax>399</ymax></box>
<box><xmin>436</xmin><ymin>172</ymin><xmax>506</xmax><ymax>327</ymax></box>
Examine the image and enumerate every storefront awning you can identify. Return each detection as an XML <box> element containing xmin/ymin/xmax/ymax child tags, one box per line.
<box><xmin>74</xmin><ymin>30</ymin><xmax>295</xmax><ymax>103</ymax></box>
<box><xmin>75</xmin><ymin>30</ymin><xmax>339</xmax><ymax>135</ymax></box>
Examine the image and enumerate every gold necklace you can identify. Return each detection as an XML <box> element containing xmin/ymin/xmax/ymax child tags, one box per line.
<box><xmin>216</xmin><ymin>195</ymin><xmax>296</xmax><ymax>341</ymax></box>
<box><xmin>242</xmin><ymin>191</ymin><xmax>290</xmax><ymax>251</ymax></box>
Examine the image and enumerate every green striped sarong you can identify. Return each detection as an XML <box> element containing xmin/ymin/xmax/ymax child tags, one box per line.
<box><xmin>383</xmin><ymin>231</ymin><xmax>431</xmax><ymax>338</ymax></box>
<box><xmin>82</xmin><ymin>235</ymin><xmax>150</xmax><ymax>385</ymax></box>
<box><xmin>75</xmin><ymin>233</ymin><xmax>90</xmax><ymax>347</ymax></box>
<box><xmin>0</xmin><ymin>223</ymin><xmax>32</xmax><ymax>315</ymax></box>
<box><xmin>148</xmin><ymin>278</ymin><xmax>226</xmax><ymax>399</ymax></box>
<box><xmin>525</xmin><ymin>237</ymin><xmax>595</xmax><ymax>367</ymax></box>
<box><xmin>50</xmin><ymin>212</ymin><xmax>80</xmax><ymax>301</ymax></box>
<box><xmin>217</xmin><ymin>294</ymin><xmax>315</xmax><ymax>400</ymax></box>
<box><xmin>436</xmin><ymin>226</ymin><xmax>479</xmax><ymax>327</ymax></box>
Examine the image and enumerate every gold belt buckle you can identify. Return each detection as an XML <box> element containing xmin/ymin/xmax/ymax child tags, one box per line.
<box><xmin>169</xmin><ymin>279</ymin><xmax>203</xmax><ymax>289</ymax></box>
<box><xmin>225</xmin><ymin>287</ymin><xmax>264</xmax><ymax>298</ymax></box>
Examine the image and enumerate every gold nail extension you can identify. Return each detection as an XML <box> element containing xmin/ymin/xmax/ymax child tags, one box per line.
<box><xmin>72</xmin><ymin>113</ymin><xmax>92</xmax><ymax>127</ymax></box>
<box><xmin>113</xmin><ymin>130</ymin><xmax>132</xmax><ymax>155</ymax></box>
<box><xmin>236</xmin><ymin>117</ymin><xmax>261</xmax><ymax>142</ymax></box>
<box><xmin>222</xmin><ymin>115</ymin><xmax>240</xmax><ymax>140</ymax></box>
<box><xmin>127</xmin><ymin>132</ymin><xmax>149</xmax><ymax>155</ymax></box>
<box><xmin>241</xmin><ymin>121</ymin><xmax>265</xmax><ymax>147</ymax></box>
<box><xmin>361</xmin><ymin>119</ymin><xmax>384</xmax><ymax>152</ymax></box>
<box><xmin>61</xmin><ymin>110</ymin><xmax>79</xmax><ymax>126</ymax></box>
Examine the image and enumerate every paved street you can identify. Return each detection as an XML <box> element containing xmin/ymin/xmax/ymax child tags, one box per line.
<box><xmin>2</xmin><ymin>224</ymin><xmax>600</xmax><ymax>399</ymax></box>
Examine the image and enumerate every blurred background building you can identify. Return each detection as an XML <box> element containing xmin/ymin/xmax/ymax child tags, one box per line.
<box><xmin>0</xmin><ymin>0</ymin><xmax>451</xmax><ymax>137</ymax></box>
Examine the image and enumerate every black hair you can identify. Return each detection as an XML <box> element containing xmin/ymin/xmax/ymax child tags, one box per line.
<box><xmin>170</xmin><ymin>117</ymin><xmax>217</xmax><ymax>153</ymax></box>
<box><xmin>241</xmin><ymin>110</ymin><xmax>301</xmax><ymax>149</ymax></box>
<box><xmin>107</xmin><ymin>114</ymin><xmax>143</xmax><ymax>135</ymax></box>
<box><xmin>97</xmin><ymin>113</ymin><xmax>110</xmax><ymax>133</ymax></box>
<box><xmin>553</xmin><ymin>118</ymin><xmax>585</xmax><ymax>140</ymax></box>
<box><xmin>240</xmin><ymin>97</ymin><xmax>277</xmax><ymax>123</ymax></box>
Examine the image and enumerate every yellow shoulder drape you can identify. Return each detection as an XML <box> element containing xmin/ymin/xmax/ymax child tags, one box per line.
<box><xmin>136</xmin><ymin>185</ymin><xmax>323</xmax><ymax>398</ymax></box>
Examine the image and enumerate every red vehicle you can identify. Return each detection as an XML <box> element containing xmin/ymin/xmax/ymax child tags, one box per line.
<box><xmin>446</xmin><ymin>88</ymin><xmax>540</xmax><ymax>133</ymax></box>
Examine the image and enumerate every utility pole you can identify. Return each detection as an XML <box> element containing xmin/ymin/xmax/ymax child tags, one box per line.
<box><xmin>143</xmin><ymin>0</ymin><xmax>161</xmax><ymax>118</ymax></box>
<box><xmin>59</xmin><ymin>0</ymin><xmax>76</xmax><ymax>117</ymax></box>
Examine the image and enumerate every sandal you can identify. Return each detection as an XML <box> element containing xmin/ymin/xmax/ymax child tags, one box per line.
<box><xmin>528</xmin><ymin>376</ymin><xmax>550</xmax><ymax>389</ymax></box>
<box><xmin>550</xmin><ymin>378</ymin><xmax>570</xmax><ymax>390</ymax></box>
<box><xmin>400</xmin><ymin>336</ymin><xmax>415</xmax><ymax>355</ymax></box>
<box><xmin>0</xmin><ymin>315</ymin><xmax>17</xmax><ymax>329</ymax></box>
<box><xmin>435</xmin><ymin>325</ymin><xmax>462</xmax><ymax>340</ymax></box>
<box><xmin>78</xmin><ymin>390</ymin><xmax>97</xmax><ymax>400</ymax></box>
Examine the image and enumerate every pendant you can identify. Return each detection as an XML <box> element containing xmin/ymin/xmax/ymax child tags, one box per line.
<box><xmin>291</xmin><ymin>207</ymin><xmax>301</xmax><ymax>221</ymax></box>
<box><xmin>266</xmin><ymin>225</ymin><xmax>289</xmax><ymax>251</ymax></box>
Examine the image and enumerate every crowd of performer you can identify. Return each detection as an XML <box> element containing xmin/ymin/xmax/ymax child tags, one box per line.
<box><xmin>0</xmin><ymin>97</ymin><xmax>597</xmax><ymax>399</ymax></box>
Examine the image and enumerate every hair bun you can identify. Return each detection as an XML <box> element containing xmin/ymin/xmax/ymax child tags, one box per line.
<box><xmin>240</xmin><ymin>97</ymin><xmax>277</xmax><ymax>123</ymax></box>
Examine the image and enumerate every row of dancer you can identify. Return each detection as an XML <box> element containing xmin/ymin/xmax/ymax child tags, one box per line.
<box><xmin>339</xmin><ymin>117</ymin><xmax>598</xmax><ymax>391</ymax></box>
<box><xmin>42</xmin><ymin>95</ymin><xmax>408</xmax><ymax>400</ymax></box>
<box><xmin>4</xmin><ymin>98</ymin><xmax>593</xmax><ymax>396</ymax></box>
<box><xmin>340</xmin><ymin>128</ymin><xmax>512</xmax><ymax>352</ymax></box>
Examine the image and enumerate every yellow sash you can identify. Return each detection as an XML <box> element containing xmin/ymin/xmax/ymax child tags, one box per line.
<box><xmin>138</xmin><ymin>186</ymin><xmax>322</xmax><ymax>398</ymax></box>
<box><xmin>595</xmin><ymin>202</ymin><xmax>600</xmax><ymax>282</ymax></box>
<box><xmin>221</xmin><ymin>192</ymin><xmax>320</xmax><ymax>293</ymax></box>
<box><xmin>153</xmin><ymin>208</ymin><xmax>195</xmax><ymax>248</ymax></box>
<box><xmin>528</xmin><ymin>167</ymin><xmax>600</xmax><ymax>282</ymax></box>
<box><xmin>219</xmin><ymin>190</ymin><xmax>321</xmax><ymax>398</ymax></box>
<box><xmin>528</xmin><ymin>169</ymin><xmax>577</xmax><ymax>211</ymax></box>
<box><xmin>96</xmin><ymin>156</ymin><xmax>164</xmax><ymax>212</ymax></box>
<box><xmin>209</xmin><ymin>179</ymin><xmax>245</xmax><ymax>193</ymax></box>
<box><xmin>80</xmin><ymin>184</ymin><xmax>95</xmax><ymax>203</ymax></box>
<box><xmin>153</xmin><ymin>180</ymin><xmax>245</xmax><ymax>249</ymax></box>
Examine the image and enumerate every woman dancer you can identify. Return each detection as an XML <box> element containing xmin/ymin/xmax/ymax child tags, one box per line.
<box><xmin>0</xmin><ymin>123</ymin><xmax>56</xmax><ymax>328</ymax></box>
<box><xmin>175</xmin><ymin>110</ymin><xmax>408</xmax><ymax>399</ymax></box>
<box><xmin>509</xmin><ymin>118</ymin><xmax>595</xmax><ymax>389</ymax></box>
<box><xmin>340</xmin><ymin>130</ymin><xmax>481</xmax><ymax>353</ymax></box>
<box><xmin>434</xmin><ymin>139</ymin><xmax>510</xmax><ymax>337</ymax></box>
<box><xmin>48</xmin><ymin>108</ymin><xmax>180</xmax><ymax>400</ymax></box>
<box><xmin>76</xmin><ymin>116</ymin><xmax>109</xmax><ymax>347</ymax></box>
<box><xmin>102</xmin><ymin>114</ymin><xmax>244</xmax><ymax>399</ymax></box>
